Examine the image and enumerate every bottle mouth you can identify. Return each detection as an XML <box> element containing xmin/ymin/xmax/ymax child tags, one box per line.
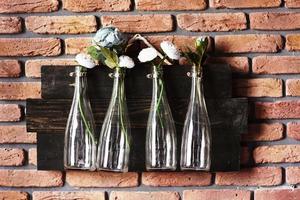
<box><xmin>187</xmin><ymin>71</ymin><xmax>202</xmax><ymax>78</ymax></box>
<box><xmin>69</xmin><ymin>66</ymin><xmax>87</xmax><ymax>77</ymax></box>
<box><xmin>109</xmin><ymin>70</ymin><xmax>125</xmax><ymax>78</ymax></box>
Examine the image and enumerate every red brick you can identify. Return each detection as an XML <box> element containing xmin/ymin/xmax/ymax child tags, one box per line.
<box><xmin>0</xmin><ymin>0</ymin><xmax>58</xmax><ymax>13</ymax></box>
<box><xmin>0</xmin><ymin>60</ymin><xmax>21</xmax><ymax>77</ymax></box>
<box><xmin>33</xmin><ymin>191</ymin><xmax>105</xmax><ymax>200</ymax></box>
<box><xmin>110</xmin><ymin>191</ymin><xmax>180</xmax><ymax>200</ymax></box>
<box><xmin>285</xmin><ymin>0</ymin><xmax>300</xmax><ymax>8</ymax></box>
<box><xmin>177</xmin><ymin>13</ymin><xmax>246</xmax><ymax>32</ymax></box>
<box><xmin>287</xmin><ymin>122</ymin><xmax>300</xmax><ymax>140</ymax></box>
<box><xmin>0</xmin><ymin>82</ymin><xmax>41</xmax><ymax>100</ymax></box>
<box><xmin>0</xmin><ymin>191</ymin><xmax>28</xmax><ymax>200</ymax></box>
<box><xmin>0</xmin><ymin>104</ymin><xmax>22</xmax><ymax>122</ymax></box>
<box><xmin>255</xmin><ymin>101</ymin><xmax>300</xmax><ymax>119</ymax></box>
<box><xmin>183</xmin><ymin>190</ymin><xmax>251</xmax><ymax>200</ymax></box>
<box><xmin>254</xmin><ymin>145</ymin><xmax>300</xmax><ymax>163</ymax></box>
<box><xmin>250</xmin><ymin>12</ymin><xmax>300</xmax><ymax>30</ymax></box>
<box><xmin>210</xmin><ymin>0</ymin><xmax>281</xmax><ymax>8</ymax></box>
<box><xmin>0</xmin><ymin>17</ymin><xmax>21</xmax><ymax>33</ymax></box>
<box><xmin>142</xmin><ymin>172</ymin><xmax>212</xmax><ymax>187</ymax></box>
<box><xmin>101</xmin><ymin>15</ymin><xmax>173</xmax><ymax>33</ymax></box>
<box><xmin>286</xmin><ymin>79</ymin><xmax>300</xmax><ymax>96</ymax></box>
<box><xmin>255</xmin><ymin>189</ymin><xmax>300</xmax><ymax>200</ymax></box>
<box><xmin>0</xmin><ymin>148</ymin><xmax>25</xmax><ymax>166</ymax></box>
<box><xmin>0</xmin><ymin>38</ymin><xmax>61</xmax><ymax>56</ymax></box>
<box><xmin>286</xmin><ymin>34</ymin><xmax>300</xmax><ymax>51</ymax></box>
<box><xmin>215</xmin><ymin>167</ymin><xmax>282</xmax><ymax>186</ymax></box>
<box><xmin>206</xmin><ymin>57</ymin><xmax>249</xmax><ymax>73</ymax></box>
<box><xmin>28</xmin><ymin>148</ymin><xmax>37</xmax><ymax>166</ymax></box>
<box><xmin>66</xmin><ymin>171</ymin><xmax>138</xmax><ymax>187</ymax></box>
<box><xmin>136</xmin><ymin>0</ymin><xmax>206</xmax><ymax>10</ymax></box>
<box><xmin>242</xmin><ymin>123</ymin><xmax>284</xmax><ymax>141</ymax></box>
<box><xmin>286</xmin><ymin>167</ymin><xmax>300</xmax><ymax>184</ymax></box>
<box><xmin>62</xmin><ymin>0</ymin><xmax>131</xmax><ymax>12</ymax></box>
<box><xmin>65</xmin><ymin>37</ymin><xmax>92</xmax><ymax>55</ymax></box>
<box><xmin>233</xmin><ymin>78</ymin><xmax>282</xmax><ymax>97</ymax></box>
<box><xmin>145</xmin><ymin>35</ymin><xmax>213</xmax><ymax>52</ymax></box>
<box><xmin>0</xmin><ymin>125</ymin><xmax>36</xmax><ymax>144</ymax></box>
<box><xmin>215</xmin><ymin>34</ymin><xmax>283</xmax><ymax>53</ymax></box>
<box><xmin>0</xmin><ymin>170</ymin><xmax>63</xmax><ymax>187</ymax></box>
<box><xmin>26</xmin><ymin>16</ymin><xmax>97</xmax><ymax>34</ymax></box>
<box><xmin>253</xmin><ymin>56</ymin><xmax>300</xmax><ymax>74</ymax></box>
<box><xmin>25</xmin><ymin>59</ymin><xmax>77</xmax><ymax>78</ymax></box>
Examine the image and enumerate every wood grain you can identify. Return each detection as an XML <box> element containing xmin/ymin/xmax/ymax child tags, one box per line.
<box><xmin>27</xmin><ymin>64</ymin><xmax>248</xmax><ymax>172</ymax></box>
<box><xmin>41</xmin><ymin>64</ymin><xmax>232</xmax><ymax>99</ymax></box>
<box><xmin>26</xmin><ymin>98</ymin><xmax>248</xmax><ymax>134</ymax></box>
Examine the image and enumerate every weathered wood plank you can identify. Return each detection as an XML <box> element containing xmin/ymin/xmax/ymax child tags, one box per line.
<box><xmin>32</xmin><ymin>63</ymin><xmax>246</xmax><ymax>172</ymax></box>
<box><xmin>37</xmin><ymin>129</ymin><xmax>240</xmax><ymax>172</ymax></box>
<box><xmin>41</xmin><ymin>64</ymin><xmax>232</xmax><ymax>99</ymax></box>
<box><xmin>27</xmin><ymin>98</ymin><xmax>248</xmax><ymax>135</ymax></box>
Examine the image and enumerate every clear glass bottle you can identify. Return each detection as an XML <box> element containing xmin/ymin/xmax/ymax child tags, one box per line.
<box><xmin>180</xmin><ymin>65</ymin><xmax>212</xmax><ymax>171</ymax></box>
<box><xmin>146</xmin><ymin>65</ymin><xmax>177</xmax><ymax>171</ymax></box>
<box><xmin>64</xmin><ymin>66</ymin><xmax>97</xmax><ymax>171</ymax></box>
<box><xmin>97</xmin><ymin>67</ymin><xmax>131</xmax><ymax>172</ymax></box>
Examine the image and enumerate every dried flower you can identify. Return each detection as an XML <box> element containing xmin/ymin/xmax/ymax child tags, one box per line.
<box><xmin>119</xmin><ymin>55</ymin><xmax>135</xmax><ymax>69</ymax></box>
<box><xmin>93</xmin><ymin>27</ymin><xmax>126</xmax><ymax>48</ymax></box>
<box><xmin>75</xmin><ymin>53</ymin><xmax>97</xmax><ymax>69</ymax></box>
<box><xmin>138</xmin><ymin>48</ymin><xmax>158</xmax><ymax>63</ymax></box>
<box><xmin>160</xmin><ymin>41</ymin><xmax>180</xmax><ymax>60</ymax></box>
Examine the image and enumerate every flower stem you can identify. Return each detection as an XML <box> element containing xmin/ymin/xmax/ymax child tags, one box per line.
<box><xmin>78</xmin><ymin>95</ymin><xmax>96</xmax><ymax>145</ymax></box>
<box><xmin>78</xmin><ymin>70</ymin><xmax>97</xmax><ymax>144</ymax></box>
<box><xmin>153</xmin><ymin>65</ymin><xmax>165</xmax><ymax>129</ymax></box>
<box><xmin>117</xmin><ymin>68</ymin><xmax>130</xmax><ymax>149</ymax></box>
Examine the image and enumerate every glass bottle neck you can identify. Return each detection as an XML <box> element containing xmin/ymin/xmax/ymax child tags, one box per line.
<box><xmin>110</xmin><ymin>67</ymin><xmax>125</xmax><ymax>100</ymax></box>
<box><xmin>73</xmin><ymin>66</ymin><xmax>88</xmax><ymax>99</ymax></box>
<box><xmin>189</xmin><ymin>65</ymin><xmax>204</xmax><ymax>100</ymax></box>
<box><xmin>150</xmin><ymin>65</ymin><xmax>166</xmax><ymax>102</ymax></box>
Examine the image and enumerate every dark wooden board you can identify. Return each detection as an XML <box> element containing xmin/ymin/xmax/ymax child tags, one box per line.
<box><xmin>37</xmin><ymin>133</ymin><xmax>64</xmax><ymax>170</ymax></box>
<box><xmin>28</xmin><ymin>63</ymin><xmax>248</xmax><ymax>172</ymax></box>
<box><xmin>41</xmin><ymin>64</ymin><xmax>232</xmax><ymax>99</ymax></box>
<box><xmin>27</xmin><ymin>98</ymin><xmax>248</xmax><ymax>135</ymax></box>
<box><xmin>37</xmin><ymin>129</ymin><xmax>240</xmax><ymax>172</ymax></box>
<box><xmin>30</xmin><ymin>98</ymin><xmax>247</xmax><ymax>172</ymax></box>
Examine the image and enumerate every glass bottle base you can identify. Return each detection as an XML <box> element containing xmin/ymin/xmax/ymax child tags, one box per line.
<box><xmin>97</xmin><ymin>167</ymin><xmax>128</xmax><ymax>173</ymax></box>
<box><xmin>64</xmin><ymin>165</ymin><xmax>96</xmax><ymax>171</ymax></box>
<box><xmin>146</xmin><ymin>166</ymin><xmax>177</xmax><ymax>171</ymax></box>
<box><xmin>180</xmin><ymin>166</ymin><xmax>210</xmax><ymax>171</ymax></box>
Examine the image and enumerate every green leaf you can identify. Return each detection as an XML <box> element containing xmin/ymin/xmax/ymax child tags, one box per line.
<box><xmin>87</xmin><ymin>46</ymin><xmax>103</xmax><ymax>61</ymax></box>
<box><xmin>195</xmin><ymin>37</ymin><xmax>208</xmax><ymax>62</ymax></box>
<box><xmin>99</xmin><ymin>46</ymin><xmax>119</xmax><ymax>69</ymax></box>
<box><xmin>104</xmin><ymin>59</ymin><xmax>117</xmax><ymax>69</ymax></box>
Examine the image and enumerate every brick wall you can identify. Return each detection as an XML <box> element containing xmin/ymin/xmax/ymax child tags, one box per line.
<box><xmin>0</xmin><ymin>0</ymin><xmax>300</xmax><ymax>199</ymax></box>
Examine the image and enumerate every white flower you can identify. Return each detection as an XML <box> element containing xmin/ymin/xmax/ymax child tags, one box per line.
<box><xmin>118</xmin><ymin>55</ymin><xmax>135</xmax><ymax>69</ymax></box>
<box><xmin>160</xmin><ymin>41</ymin><xmax>180</xmax><ymax>60</ymax></box>
<box><xmin>138</xmin><ymin>48</ymin><xmax>158</xmax><ymax>63</ymax></box>
<box><xmin>75</xmin><ymin>53</ymin><xmax>97</xmax><ymax>69</ymax></box>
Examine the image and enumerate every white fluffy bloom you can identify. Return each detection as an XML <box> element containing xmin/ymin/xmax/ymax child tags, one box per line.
<box><xmin>138</xmin><ymin>48</ymin><xmax>158</xmax><ymax>63</ymax></box>
<box><xmin>160</xmin><ymin>41</ymin><xmax>180</xmax><ymax>60</ymax></box>
<box><xmin>119</xmin><ymin>55</ymin><xmax>135</xmax><ymax>69</ymax></box>
<box><xmin>75</xmin><ymin>53</ymin><xmax>97</xmax><ymax>69</ymax></box>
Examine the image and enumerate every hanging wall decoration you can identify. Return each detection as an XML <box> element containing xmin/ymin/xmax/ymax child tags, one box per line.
<box><xmin>138</xmin><ymin>41</ymin><xmax>179</xmax><ymax>171</ymax></box>
<box><xmin>64</xmin><ymin>54</ymin><xmax>97</xmax><ymax>171</ymax></box>
<box><xmin>180</xmin><ymin>37</ymin><xmax>212</xmax><ymax>171</ymax></box>
<box><xmin>26</xmin><ymin>26</ymin><xmax>248</xmax><ymax>173</ymax></box>
<box><xmin>87</xmin><ymin>27</ymin><xmax>135</xmax><ymax>172</ymax></box>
